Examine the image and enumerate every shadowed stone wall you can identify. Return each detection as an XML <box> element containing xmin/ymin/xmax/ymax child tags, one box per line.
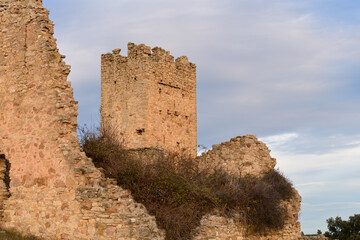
<box><xmin>0</xmin><ymin>154</ymin><xmax>10</xmax><ymax>221</ymax></box>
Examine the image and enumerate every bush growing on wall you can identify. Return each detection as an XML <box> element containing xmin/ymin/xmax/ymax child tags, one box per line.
<box><xmin>0</xmin><ymin>229</ymin><xmax>38</xmax><ymax>240</ymax></box>
<box><xmin>80</xmin><ymin>126</ymin><xmax>294</xmax><ymax>240</ymax></box>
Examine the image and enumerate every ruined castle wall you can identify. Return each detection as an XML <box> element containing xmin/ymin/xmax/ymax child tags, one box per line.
<box><xmin>0</xmin><ymin>1</ymin><xmax>164</xmax><ymax>239</ymax></box>
<box><xmin>195</xmin><ymin>135</ymin><xmax>302</xmax><ymax>240</ymax></box>
<box><xmin>0</xmin><ymin>1</ymin><xmax>302</xmax><ymax>239</ymax></box>
<box><xmin>101</xmin><ymin>43</ymin><xmax>197</xmax><ymax>156</ymax></box>
<box><xmin>198</xmin><ymin>135</ymin><xmax>277</xmax><ymax>177</ymax></box>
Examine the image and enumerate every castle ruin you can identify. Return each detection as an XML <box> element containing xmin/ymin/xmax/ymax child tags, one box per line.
<box><xmin>0</xmin><ymin>0</ymin><xmax>163</xmax><ymax>239</ymax></box>
<box><xmin>101</xmin><ymin>43</ymin><xmax>197</xmax><ymax>156</ymax></box>
<box><xmin>0</xmin><ymin>0</ymin><xmax>304</xmax><ymax>239</ymax></box>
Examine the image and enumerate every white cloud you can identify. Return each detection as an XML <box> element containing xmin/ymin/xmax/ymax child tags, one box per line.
<box><xmin>274</xmin><ymin>141</ymin><xmax>360</xmax><ymax>174</ymax></box>
<box><xmin>44</xmin><ymin>0</ymin><xmax>360</xmax><ymax>234</ymax></box>
<box><xmin>296</xmin><ymin>181</ymin><xmax>325</xmax><ymax>187</ymax></box>
<box><xmin>303</xmin><ymin>202</ymin><xmax>360</xmax><ymax>208</ymax></box>
<box><xmin>260</xmin><ymin>133</ymin><xmax>299</xmax><ymax>146</ymax></box>
<box><xmin>270</xmin><ymin>137</ymin><xmax>360</xmax><ymax>233</ymax></box>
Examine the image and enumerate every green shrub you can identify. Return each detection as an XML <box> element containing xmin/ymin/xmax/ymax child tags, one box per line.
<box><xmin>80</xmin><ymin>126</ymin><xmax>294</xmax><ymax>240</ymax></box>
<box><xmin>324</xmin><ymin>214</ymin><xmax>360</xmax><ymax>240</ymax></box>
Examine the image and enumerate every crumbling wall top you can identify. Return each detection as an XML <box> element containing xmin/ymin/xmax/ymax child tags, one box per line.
<box><xmin>101</xmin><ymin>42</ymin><xmax>197</xmax><ymax>155</ymax></box>
<box><xmin>102</xmin><ymin>42</ymin><xmax>196</xmax><ymax>69</ymax></box>
<box><xmin>0</xmin><ymin>1</ymin><xmax>164</xmax><ymax>239</ymax></box>
<box><xmin>198</xmin><ymin>135</ymin><xmax>277</xmax><ymax>177</ymax></box>
<box><xmin>0</xmin><ymin>0</ymin><xmax>42</xmax><ymax>7</ymax></box>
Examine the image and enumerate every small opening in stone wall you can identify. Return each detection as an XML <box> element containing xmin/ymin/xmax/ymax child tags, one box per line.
<box><xmin>159</xmin><ymin>110</ymin><xmax>162</xmax><ymax>114</ymax></box>
<box><xmin>134</xmin><ymin>77</ymin><xmax>137</xmax><ymax>81</ymax></box>
<box><xmin>159</xmin><ymin>88</ymin><xmax>162</xmax><ymax>94</ymax></box>
<box><xmin>185</xmin><ymin>116</ymin><xmax>189</xmax><ymax>120</ymax></box>
<box><xmin>136</xmin><ymin>128</ymin><xmax>145</xmax><ymax>135</ymax></box>
<box><xmin>114</xmin><ymin>80</ymin><xmax>117</xmax><ymax>84</ymax></box>
<box><xmin>0</xmin><ymin>154</ymin><xmax>11</xmax><ymax>198</ymax></box>
<box><xmin>182</xmin><ymin>93</ymin><xmax>185</xmax><ymax>98</ymax></box>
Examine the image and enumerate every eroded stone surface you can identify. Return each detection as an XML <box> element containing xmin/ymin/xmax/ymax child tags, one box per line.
<box><xmin>195</xmin><ymin>135</ymin><xmax>302</xmax><ymax>240</ymax></box>
<box><xmin>0</xmin><ymin>0</ymin><xmax>164</xmax><ymax>239</ymax></box>
<box><xmin>198</xmin><ymin>135</ymin><xmax>277</xmax><ymax>177</ymax></box>
<box><xmin>0</xmin><ymin>0</ymin><xmax>303</xmax><ymax>239</ymax></box>
<box><xmin>101</xmin><ymin>43</ymin><xmax>197</xmax><ymax>156</ymax></box>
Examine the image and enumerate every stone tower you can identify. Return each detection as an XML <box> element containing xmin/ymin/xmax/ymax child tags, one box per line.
<box><xmin>101</xmin><ymin>43</ymin><xmax>197</xmax><ymax>156</ymax></box>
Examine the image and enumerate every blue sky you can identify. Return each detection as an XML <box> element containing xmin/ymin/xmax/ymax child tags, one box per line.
<box><xmin>43</xmin><ymin>0</ymin><xmax>360</xmax><ymax>234</ymax></box>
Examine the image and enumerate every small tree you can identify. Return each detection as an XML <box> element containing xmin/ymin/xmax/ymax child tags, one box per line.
<box><xmin>324</xmin><ymin>214</ymin><xmax>360</xmax><ymax>240</ymax></box>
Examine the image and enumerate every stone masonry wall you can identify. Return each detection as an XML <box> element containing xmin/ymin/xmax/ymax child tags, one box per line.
<box><xmin>195</xmin><ymin>135</ymin><xmax>302</xmax><ymax>240</ymax></box>
<box><xmin>0</xmin><ymin>0</ymin><xmax>164</xmax><ymax>239</ymax></box>
<box><xmin>101</xmin><ymin>43</ymin><xmax>197</xmax><ymax>156</ymax></box>
<box><xmin>198</xmin><ymin>135</ymin><xmax>277</xmax><ymax>177</ymax></box>
<box><xmin>0</xmin><ymin>1</ymin><xmax>303</xmax><ymax>239</ymax></box>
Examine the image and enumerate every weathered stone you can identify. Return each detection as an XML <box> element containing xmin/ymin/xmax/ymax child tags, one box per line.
<box><xmin>101</xmin><ymin>43</ymin><xmax>197</xmax><ymax>157</ymax></box>
<box><xmin>195</xmin><ymin>135</ymin><xmax>302</xmax><ymax>240</ymax></box>
<box><xmin>0</xmin><ymin>0</ymin><xmax>303</xmax><ymax>239</ymax></box>
<box><xmin>0</xmin><ymin>0</ymin><xmax>164</xmax><ymax>239</ymax></box>
<box><xmin>198</xmin><ymin>135</ymin><xmax>276</xmax><ymax>177</ymax></box>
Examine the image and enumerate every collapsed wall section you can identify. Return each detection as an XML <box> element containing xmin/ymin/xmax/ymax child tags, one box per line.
<box><xmin>0</xmin><ymin>1</ymin><xmax>164</xmax><ymax>239</ymax></box>
<box><xmin>101</xmin><ymin>43</ymin><xmax>197</xmax><ymax>156</ymax></box>
<box><xmin>196</xmin><ymin>135</ymin><xmax>302</xmax><ymax>240</ymax></box>
<box><xmin>198</xmin><ymin>135</ymin><xmax>277</xmax><ymax>176</ymax></box>
<box><xmin>0</xmin><ymin>1</ymin><xmax>303</xmax><ymax>239</ymax></box>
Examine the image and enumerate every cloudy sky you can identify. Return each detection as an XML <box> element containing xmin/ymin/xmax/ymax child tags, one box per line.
<box><xmin>43</xmin><ymin>0</ymin><xmax>360</xmax><ymax>234</ymax></box>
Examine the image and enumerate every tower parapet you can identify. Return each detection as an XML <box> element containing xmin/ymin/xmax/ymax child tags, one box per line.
<box><xmin>101</xmin><ymin>43</ymin><xmax>197</xmax><ymax>156</ymax></box>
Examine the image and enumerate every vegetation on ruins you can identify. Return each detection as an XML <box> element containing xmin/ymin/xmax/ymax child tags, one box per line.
<box><xmin>80</xmin><ymin>126</ymin><xmax>295</xmax><ymax>240</ymax></box>
<box><xmin>0</xmin><ymin>229</ymin><xmax>38</xmax><ymax>240</ymax></box>
<box><xmin>324</xmin><ymin>214</ymin><xmax>360</xmax><ymax>240</ymax></box>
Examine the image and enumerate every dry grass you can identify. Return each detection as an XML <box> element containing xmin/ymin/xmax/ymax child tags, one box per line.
<box><xmin>0</xmin><ymin>229</ymin><xmax>38</xmax><ymax>240</ymax></box>
<box><xmin>80</xmin><ymin>126</ymin><xmax>294</xmax><ymax>240</ymax></box>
